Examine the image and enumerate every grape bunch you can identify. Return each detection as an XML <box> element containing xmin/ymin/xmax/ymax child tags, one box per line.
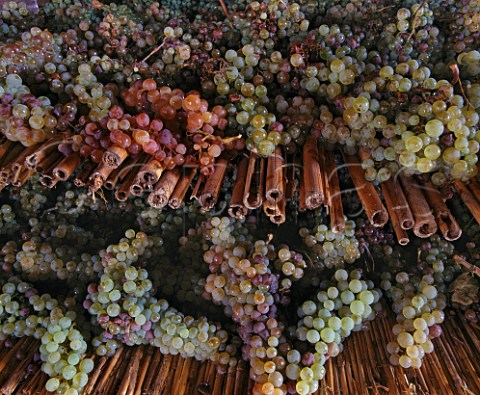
<box><xmin>85</xmin><ymin>229</ymin><xmax>231</xmax><ymax>362</ymax></box>
<box><xmin>0</xmin><ymin>277</ymin><xmax>92</xmax><ymax>395</ymax></box>
<box><xmin>292</xmin><ymin>268</ymin><xmax>381</xmax><ymax>394</ymax></box>
<box><xmin>382</xmin><ymin>270</ymin><xmax>444</xmax><ymax>369</ymax></box>
<box><xmin>0</xmin><ymin>1</ymin><xmax>479</xmax><ymax>394</ymax></box>
<box><xmin>0</xmin><ymin>74</ymin><xmax>59</xmax><ymax>147</ymax></box>
<box><xmin>300</xmin><ymin>218</ymin><xmax>361</xmax><ymax>267</ymax></box>
<box><xmin>380</xmin><ymin>235</ymin><xmax>456</xmax><ymax>369</ymax></box>
<box><xmin>199</xmin><ymin>216</ymin><xmax>308</xmax><ymax>393</ymax></box>
<box><xmin>0</xmin><ymin>204</ymin><xmax>19</xmax><ymax>237</ymax></box>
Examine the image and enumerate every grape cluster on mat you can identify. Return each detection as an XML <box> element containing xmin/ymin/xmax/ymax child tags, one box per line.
<box><xmin>0</xmin><ymin>175</ymin><xmax>475</xmax><ymax>394</ymax></box>
<box><xmin>380</xmin><ymin>235</ymin><xmax>459</xmax><ymax>369</ymax></box>
<box><xmin>0</xmin><ymin>277</ymin><xmax>92</xmax><ymax>395</ymax></box>
<box><xmin>291</xmin><ymin>268</ymin><xmax>381</xmax><ymax>395</ymax></box>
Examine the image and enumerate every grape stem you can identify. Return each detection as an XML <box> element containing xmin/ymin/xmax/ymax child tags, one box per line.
<box><xmin>450</xmin><ymin>64</ymin><xmax>475</xmax><ymax>109</ymax></box>
<box><xmin>453</xmin><ymin>255</ymin><xmax>480</xmax><ymax>277</ymax></box>
<box><xmin>89</xmin><ymin>188</ymin><xmax>109</xmax><ymax>207</ymax></box>
<box><xmin>406</xmin><ymin>0</ymin><xmax>428</xmax><ymax>43</ymax></box>
<box><xmin>203</xmin><ymin>134</ymin><xmax>242</xmax><ymax>144</ymax></box>
<box><xmin>138</xmin><ymin>40</ymin><xmax>166</xmax><ymax>67</ymax></box>
<box><xmin>297</xmin><ymin>249</ymin><xmax>316</xmax><ymax>270</ymax></box>
<box><xmin>188</xmin><ymin>129</ymin><xmax>242</xmax><ymax>144</ymax></box>
<box><xmin>218</xmin><ymin>0</ymin><xmax>231</xmax><ymax>19</ymax></box>
<box><xmin>374</xmin><ymin>5</ymin><xmax>396</xmax><ymax>12</ymax></box>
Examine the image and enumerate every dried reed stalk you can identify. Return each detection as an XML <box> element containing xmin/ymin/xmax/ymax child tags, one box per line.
<box><xmin>53</xmin><ymin>151</ymin><xmax>82</xmax><ymax>181</ymax></box>
<box><xmin>199</xmin><ymin>159</ymin><xmax>228</xmax><ymax>210</ymax></box>
<box><xmin>74</xmin><ymin>161</ymin><xmax>95</xmax><ymax>187</ymax></box>
<box><xmin>190</xmin><ymin>173</ymin><xmax>206</xmax><ymax>202</ymax></box>
<box><xmin>92</xmin><ymin>347</ymin><xmax>123</xmax><ymax>393</ymax></box>
<box><xmin>223</xmin><ymin>364</ymin><xmax>236</xmax><ymax>395</ymax></box>
<box><xmin>284</xmin><ymin>156</ymin><xmax>298</xmax><ymax>201</ymax></box>
<box><xmin>11</xmin><ymin>143</ymin><xmax>40</xmax><ymax>174</ymax></box>
<box><xmin>422</xmin><ymin>180</ymin><xmax>462</xmax><ymax>240</ymax></box>
<box><xmin>399</xmin><ymin>173</ymin><xmax>437</xmax><ymax>237</ymax></box>
<box><xmin>380</xmin><ymin>178</ymin><xmax>414</xmax><ymax>230</ymax></box>
<box><xmin>0</xmin><ymin>140</ymin><xmax>13</xmax><ymax>168</ymax></box>
<box><xmin>25</xmin><ymin>135</ymin><xmax>62</xmax><ymax>169</ymax></box>
<box><xmin>229</xmin><ymin>157</ymin><xmax>249</xmax><ymax>219</ymax></box>
<box><xmin>133</xmin><ymin>346</ymin><xmax>153</xmax><ymax>395</ymax></box>
<box><xmin>178</xmin><ymin>358</ymin><xmax>194</xmax><ymax>394</ymax></box>
<box><xmin>301</xmin><ymin>136</ymin><xmax>324</xmax><ymax>209</ymax></box>
<box><xmin>148</xmin><ymin>168</ymin><xmax>181</xmax><ymax>208</ymax></box>
<box><xmin>454</xmin><ymin>180</ymin><xmax>480</xmax><ymax>224</ymax></box>
<box><xmin>102</xmin><ymin>145</ymin><xmax>128</xmax><ymax>168</ymax></box>
<box><xmin>118</xmin><ymin>346</ymin><xmax>143</xmax><ymax>395</ymax></box>
<box><xmin>142</xmin><ymin>349</ymin><xmax>162</xmax><ymax>392</ymax></box>
<box><xmin>233</xmin><ymin>360</ymin><xmax>247</xmax><ymax>395</ymax></box>
<box><xmin>169</xmin><ymin>166</ymin><xmax>197</xmax><ymax>208</ymax></box>
<box><xmin>265</xmin><ymin>146</ymin><xmax>284</xmax><ymax>202</ymax></box>
<box><xmin>325</xmin><ymin>150</ymin><xmax>345</xmax><ymax>233</ymax></box>
<box><xmin>243</xmin><ymin>153</ymin><xmax>264</xmax><ymax>209</ymax></box>
<box><xmin>344</xmin><ymin>153</ymin><xmax>388</xmax><ymax>226</ymax></box>
<box><xmin>151</xmin><ymin>354</ymin><xmax>175</xmax><ymax>394</ymax></box>
<box><xmin>0</xmin><ymin>339</ymin><xmax>37</xmax><ymax>394</ymax></box>
<box><xmin>83</xmin><ymin>356</ymin><xmax>106</xmax><ymax>395</ymax></box>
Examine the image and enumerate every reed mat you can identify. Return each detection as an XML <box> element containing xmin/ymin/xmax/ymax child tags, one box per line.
<box><xmin>0</xmin><ymin>307</ymin><xmax>478</xmax><ymax>395</ymax></box>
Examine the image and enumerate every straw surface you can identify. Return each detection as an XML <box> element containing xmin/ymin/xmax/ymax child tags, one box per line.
<box><xmin>0</xmin><ymin>307</ymin><xmax>479</xmax><ymax>394</ymax></box>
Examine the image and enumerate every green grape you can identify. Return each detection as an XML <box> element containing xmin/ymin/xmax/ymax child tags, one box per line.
<box><xmin>353</xmin><ymin>97</ymin><xmax>369</xmax><ymax>113</ymax></box>
<box><xmin>45</xmin><ymin>378</ymin><xmax>60</xmax><ymax>392</ymax></box>
<box><xmin>341</xmin><ymin>317</ymin><xmax>355</xmax><ymax>331</ymax></box>
<box><xmin>79</xmin><ymin>359</ymin><xmax>94</xmax><ymax>374</ymax></box>
<box><xmin>348</xmin><ymin>279</ymin><xmax>362</xmax><ymax>293</ymax></box>
<box><xmin>397</xmin><ymin>355</ymin><xmax>411</xmax><ymax>368</ymax></box>
<box><xmin>340</xmin><ymin>290</ymin><xmax>355</xmax><ymax>305</ymax></box>
<box><xmin>405</xmin><ymin>136</ymin><xmax>423</xmax><ymax>153</ymax></box>
<box><xmin>359</xmin><ymin>291</ymin><xmax>374</xmax><ymax>305</ymax></box>
<box><xmin>350</xmin><ymin>300</ymin><xmax>365</xmax><ymax>315</ymax></box>
<box><xmin>397</xmin><ymin>332</ymin><xmax>414</xmax><ymax>348</ymax></box>
<box><xmin>422</xmin><ymin>285</ymin><xmax>437</xmax><ymax>299</ymax></box>
<box><xmin>398</xmin><ymin>78</ymin><xmax>412</xmax><ymax>92</ymax></box>
<box><xmin>416</xmin><ymin>158</ymin><xmax>434</xmax><ymax>173</ymax></box>
<box><xmin>328</xmin><ymin>317</ymin><xmax>342</xmax><ymax>331</ymax></box>
<box><xmin>399</xmin><ymin>152</ymin><xmax>416</xmax><ymax>167</ymax></box>
<box><xmin>424</xmin><ymin>144</ymin><xmax>441</xmax><ymax>160</ymax></box>
<box><xmin>257</xmin><ymin>140</ymin><xmax>275</xmax><ymax>157</ymax></box>
<box><xmin>330</xmin><ymin>59</ymin><xmax>345</xmax><ymax>73</ymax></box>
<box><xmin>306</xmin><ymin>329</ymin><xmax>320</xmax><ymax>343</ymax></box>
<box><xmin>442</xmin><ymin>148</ymin><xmax>461</xmax><ymax>164</ymax></box>
<box><xmin>320</xmin><ymin>327</ymin><xmax>335</xmax><ymax>343</ymax></box>
<box><xmin>425</xmin><ymin>119</ymin><xmax>444</xmax><ymax>137</ymax></box>
<box><xmin>67</xmin><ymin>353</ymin><xmax>81</xmax><ymax>366</ymax></box>
<box><xmin>72</xmin><ymin>372</ymin><xmax>89</xmax><ymax>388</ymax></box>
<box><xmin>296</xmin><ymin>380</ymin><xmax>310</xmax><ymax>395</ymax></box>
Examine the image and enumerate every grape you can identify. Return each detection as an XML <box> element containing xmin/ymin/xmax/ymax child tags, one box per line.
<box><xmin>349</xmin><ymin>280</ymin><xmax>363</xmax><ymax>294</ymax></box>
<box><xmin>399</xmin><ymin>355</ymin><xmax>412</xmax><ymax>368</ymax></box>
<box><xmin>0</xmin><ymin>2</ymin><xmax>478</xmax><ymax>395</ymax></box>
<box><xmin>45</xmin><ymin>378</ymin><xmax>60</xmax><ymax>392</ymax></box>
<box><xmin>79</xmin><ymin>359</ymin><xmax>94</xmax><ymax>374</ymax></box>
<box><xmin>350</xmin><ymin>301</ymin><xmax>365</xmax><ymax>315</ymax></box>
<box><xmin>422</xmin><ymin>285</ymin><xmax>438</xmax><ymax>299</ymax></box>
<box><xmin>425</xmin><ymin>119</ymin><xmax>444</xmax><ymax>138</ymax></box>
